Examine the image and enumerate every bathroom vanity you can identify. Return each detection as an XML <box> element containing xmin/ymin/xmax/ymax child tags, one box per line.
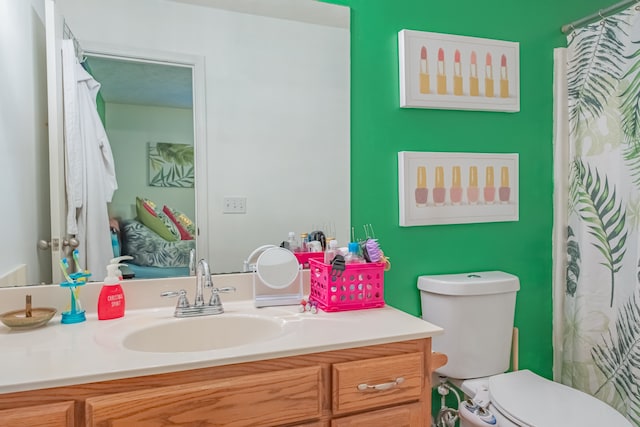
<box><xmin>0</xmin><ymin>338</ymin><xmax>438</xmax><ymax>426</ymax></box>
<box><xmin>0</xmin><ymin>278</ymin><xmax>444</xmax><ymax>427</ymax></box>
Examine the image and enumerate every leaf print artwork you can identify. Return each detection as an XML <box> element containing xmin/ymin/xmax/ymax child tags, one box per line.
<box><xmin>148</xmin><ymin>142</ymin><xmax>195</xmax><ymax>188</ymax></box>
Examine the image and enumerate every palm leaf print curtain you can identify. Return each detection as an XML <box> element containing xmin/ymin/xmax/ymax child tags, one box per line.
<box><xmin>560</xmin><ymin>5</ymin><xmax>640</xmax><ymax>424</ymax></box>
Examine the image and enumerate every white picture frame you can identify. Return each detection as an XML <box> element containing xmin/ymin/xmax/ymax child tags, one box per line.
<box><xmin>398</xmin><ymin>151</ymin><xmax>519</xmax><ymax>226</ymax></box>
<box><xmin>398</xmin><ymin>29</ymin><xmax>520</xmax><ymax>112</ymax></box>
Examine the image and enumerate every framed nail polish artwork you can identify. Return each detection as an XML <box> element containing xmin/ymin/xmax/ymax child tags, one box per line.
<box><xmin>398</xmin><ymin>151</ymin><xmax>519</xmax><ymax>226</ymax></box>
<box><xmin>398</xmin><ymin>29</ymin><xmax>519</xmax><ymax>112</ymax></box>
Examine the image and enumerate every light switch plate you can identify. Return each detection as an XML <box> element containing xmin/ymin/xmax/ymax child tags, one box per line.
<box><xmin>223</xmin><ymin>197</ymin><xmax>247</xmax><ymax>214</ymax></box>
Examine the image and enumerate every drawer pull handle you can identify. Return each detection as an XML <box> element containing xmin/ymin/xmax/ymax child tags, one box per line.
<box><xmin>357</xmin><ymin>377</ymin><xmax>405</xmax><ymax>392</ymax></box>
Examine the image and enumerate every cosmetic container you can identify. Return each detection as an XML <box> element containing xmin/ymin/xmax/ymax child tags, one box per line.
<box><xmin>299</xmin><ymin>233</ymin><xmax>308</xmax><ymax>252</ymax></box>
<box><xmin>286</xmin><ymin>231</ymin><xmax>300</xmax><ymax>252</ymax></box>
<box><xmin>324</xmin><ymin>239</ymin><xmax>339</xmax><ymax>264</ymax></box>
<box><xmin>344</xmin><ymin>242</ymin><xmax>365</xmax><ymax>264</ymax></box>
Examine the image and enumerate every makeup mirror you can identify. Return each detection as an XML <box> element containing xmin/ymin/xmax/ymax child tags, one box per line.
<box><xmin>256</xmin><ymin>248</ymin><xmax>300</xmax><ymax>290</ymax></box>
<box><xmin>253</xmin><ymin>247</ymin><xmax>303</xmax><ymax>307</ymax></box>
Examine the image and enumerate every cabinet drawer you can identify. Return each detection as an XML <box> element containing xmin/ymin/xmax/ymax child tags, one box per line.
<box><xmin>332</xmin><ymin>352</ymin><xmax>423</xmax><ymax>415</ymax></box>
<box><xmin>331</xmin><ymin>402</ymin><xmax>423</xmax><ymax>427</ymax></box>
<box><xmin>0</xmin><ymin>401</ymin><xmax>74</xmax><ymax>427</ymax></box>
<box><xmin>86</xmin><ymin>365</ymin><xmax>323</xmax><ymax>427</ymax></box>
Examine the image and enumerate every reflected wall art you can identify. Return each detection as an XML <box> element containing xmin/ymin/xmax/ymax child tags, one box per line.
<box><xmin>398</xmin><ymin>151</ymin><xmax>519</xmax><ymax>226</ymax></box>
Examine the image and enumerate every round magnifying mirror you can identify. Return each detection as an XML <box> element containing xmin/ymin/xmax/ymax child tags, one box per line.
<box><xmin>255</xmin><ymin>247</ymin><xmax>300</xmax><ymax>289</ymax></box>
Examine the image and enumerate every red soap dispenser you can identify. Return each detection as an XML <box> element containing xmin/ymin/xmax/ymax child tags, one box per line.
<box><xmin>97</xmin><ymin>263</ymin><xmax>126</xmax><ymax>320</ymax></box>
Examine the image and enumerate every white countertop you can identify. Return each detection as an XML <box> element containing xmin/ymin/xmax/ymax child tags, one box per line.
<box><xmin>0</xmin><ymin>277</ymin><xmax>442</xmax><ymax>394</ymax></box>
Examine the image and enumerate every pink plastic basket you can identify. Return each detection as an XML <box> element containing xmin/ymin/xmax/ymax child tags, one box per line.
<box><xmin>294</xmin><ymin>252</ymin><xmax>324</xmax><ymax>269</ymax></box>
<box><xmin>308</xmin><ymin>258</ymin><xmax>385</xmax><ymax>312</ymax></box>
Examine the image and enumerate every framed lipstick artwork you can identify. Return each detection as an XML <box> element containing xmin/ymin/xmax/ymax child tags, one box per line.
<box><xmin>398</xmin><ymin>29</ymin><xmax>519</xmax><ymax>112</ymax></box>
<box><xmin>398</xmin><ymin>151</ymin><xmax>519</xmax><ymax>226</ymax></box>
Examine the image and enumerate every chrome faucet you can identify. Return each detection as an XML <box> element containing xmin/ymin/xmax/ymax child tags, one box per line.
<box><xmin>161</xmin><ymin>258</ymin><xmax>236</xmax><ymax>317</ymax></box>
<box><xmin>194</xmin><ymin>258</ymin><xmax>212</xmax><ymax>307</ymax></box>
<box><xmin>188</xmin><ymin>248</ymin><xmax>196</xmax><ymax>276</ymax></box>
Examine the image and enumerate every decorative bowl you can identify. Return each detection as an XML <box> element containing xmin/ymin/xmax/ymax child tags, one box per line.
<box><xmin>0</xmin><ymin>307</ymin><xmax>57</xmax><ymax>330</ymax></box>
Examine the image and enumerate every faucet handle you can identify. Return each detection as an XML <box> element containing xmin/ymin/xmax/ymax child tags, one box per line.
<box><xmin>208</xmin><ymin>286</ymin><xmax>236</xmax><ymax>307</ymax></box>
<box><xmin>214</xmin><ymin>286</ymin><xmax>236</xmax><ymax>294</ymax></box>
<box><xmin>161</xmin><ymin>289</ymin><xmax>190</xmax><ymax>308</ymax></box>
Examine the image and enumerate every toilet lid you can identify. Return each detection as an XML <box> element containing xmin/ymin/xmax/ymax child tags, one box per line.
<box><xmin>489</xmin><ymin>370</ymin><xmax>631</xmax><ymax>427</ymax></box>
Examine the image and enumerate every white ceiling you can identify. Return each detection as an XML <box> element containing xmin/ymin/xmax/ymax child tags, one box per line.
<box><xmin>169</xmin><ymin>0</ymin><xmax>349</xmax><ymax>29</ymax></box>
<box><xmin>84</xmin><ymin>56</ymin><xmax>193</xmax><ymax>109</ymax></box>
<box><xmin>82</xmin><ymin>0</ymin><xmax>348</xmax><ymax>110</ymax></box>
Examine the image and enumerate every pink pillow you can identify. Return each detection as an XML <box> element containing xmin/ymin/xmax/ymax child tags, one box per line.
<box><xmin>143</xmin><ymin>201</ymin><xmax>157</xmax><ymax>217</ymax></box>
<box><xmin>163</xmin><ymin>205</ymin><xmax>194</xmax><ymax>240</ymax></box>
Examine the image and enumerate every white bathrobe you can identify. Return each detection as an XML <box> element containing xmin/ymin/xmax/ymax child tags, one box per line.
<box><xmin>62</xmin><ymin>40</ymin><xmax>117</xmax><ymax>277</ymax></box>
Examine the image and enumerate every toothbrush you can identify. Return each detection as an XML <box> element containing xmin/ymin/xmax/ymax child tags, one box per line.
<box><xmin>72</xmin><ymin>248</ymin><xmax>88</xmax><ymax>284</ymax></box>
<box><xmin>61</xmin><ymin>258</ymin><xmax>82</xmax><ymax>311</ymax></box>
<box><xmin>59</xmin><ymin>258</ymin><xmax>73</xmax><ymax>283</ymax></box>
<box><xmin>72</xmin><ymin>249</ymin><xmax>83</xmax><ymax>273</ymax></box>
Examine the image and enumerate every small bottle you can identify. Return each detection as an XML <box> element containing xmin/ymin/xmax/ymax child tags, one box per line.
<box><xmin>344</xmin><ymin>242</ymin><xmax>365</xmax><ymax>264</ymax></box>
<box><xmin>286</xmin><ymin>231</ymin><xmax>300</xmax><ymax>252</ymax></box>
<box><xmin>300</xmin><ymin>233</ymin><xmax>309</xmax><ymax>252</ymax></box>
<box><xmin>98</xmin><ymin>263</ymin><xmax>126</xmax><ymax>320</ymax></box>
<box><xmin>324</xmin><ymin>239</ymin><xmax>338</xmax><ymax>264</ymax></box>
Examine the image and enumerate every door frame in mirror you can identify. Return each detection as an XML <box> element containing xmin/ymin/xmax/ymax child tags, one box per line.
<box><xmin>76</xmin><ymin>42</ymin><xmax>209</xmax><ymax>271</ymax></box>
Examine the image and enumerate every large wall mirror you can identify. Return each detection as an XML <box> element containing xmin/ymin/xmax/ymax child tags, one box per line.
<box><xmin>17</xmin><ymin>0</ymin><xmax>350</xmax><ymax>286</ymax></box>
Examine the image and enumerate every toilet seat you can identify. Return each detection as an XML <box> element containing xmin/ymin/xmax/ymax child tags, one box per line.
<box><xmin>486</xmin><ymin>370</ymin><xmax>630</xmax><ymax>427</ymax></box>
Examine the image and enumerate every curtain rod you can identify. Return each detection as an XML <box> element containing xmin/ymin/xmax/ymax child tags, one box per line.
<box><xmin>561</xmin><ymin>0</ymin><xmax>638</xmax><ymax>34</ymax></box>
<box><xmin>62</xmin><ymin>20</ymin><xmax>85</xmax><ymax>63</ymax></box>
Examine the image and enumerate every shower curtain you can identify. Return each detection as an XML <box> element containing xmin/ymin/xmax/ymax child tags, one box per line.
<box><xmin>554</xmin><ymin>5</ymin><xmax>640</xmax><ymax>424</ymax></box>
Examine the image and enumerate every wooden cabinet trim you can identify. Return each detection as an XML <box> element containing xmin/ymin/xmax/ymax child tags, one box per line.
<box><xmin>0</xmin><ymin>400</ymin><xmax>74</xmax><ymax>427</ymax></box>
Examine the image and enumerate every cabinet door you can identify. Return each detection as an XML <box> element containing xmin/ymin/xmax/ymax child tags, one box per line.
<box><xmin>0</xmin><ymin>401</ymin><xmax>74</xmax><ymax>427</ymax></box>
<box><xmin>331</xmin><ymin>402</ymin><xmax>423</xmax><ymax>427</ymax></box>
<box><xmin>332</xmin><ymin>352</ymin><xmax>423</xmax><ymax>415</ymax></box>
<box><xmin>86</xmin><ymin>365</ymin><xmax>323</xmax><ymax>427</ymax></box>
<box><xmin>294</xmin><ymin>421</ymin><xmax>329</xmax><ymax>427</ymax></box>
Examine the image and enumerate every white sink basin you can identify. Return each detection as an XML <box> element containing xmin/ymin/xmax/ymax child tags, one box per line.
<box><xmin>122</xmin><ymin>314</ymin><xmax>286</xmax><ymax>353</ymax></box>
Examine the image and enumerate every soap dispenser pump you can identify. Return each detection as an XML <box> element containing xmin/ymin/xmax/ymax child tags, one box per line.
<box><xmin>97</xmin><ymin>263</ymin><xmax>127</xmax><ymax>320</ymax></box>
<box><xmin>109</xmin><ymin>255</ymin><xmax>133</xmax><ymax>280</ymax></box>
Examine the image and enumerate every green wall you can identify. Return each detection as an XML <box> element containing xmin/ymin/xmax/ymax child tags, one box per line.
<box><xmin>323</xmin><ymin>0</ymin><xmax>613</xmax><ymax>379</ymax></box>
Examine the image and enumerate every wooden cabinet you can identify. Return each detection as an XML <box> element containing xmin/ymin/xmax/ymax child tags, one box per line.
<box><xmin>331</xmin><ymin>403</ymin><xmax>423</xmax><ymax>427</ymax></box>
<box><xmin>332</xmin><ymin>352</ymin><xmax>424</xmax><ymax>416</ymax></box>
<box><xmin>86</xmin><ymin>366</ymin><xmax>323</xmax><ymax>426</ymax></box>
<box><xmin>0</xmin><ymin>338</ymin><xmax>439</xmax><ymax>427</ymax></box>
<box><xmin>0</xmin><ymin>401</ymin><xmax>74</xmax><ymax>427</ymax></box>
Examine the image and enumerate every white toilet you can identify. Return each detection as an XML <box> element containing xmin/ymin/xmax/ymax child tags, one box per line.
<box><xmin>417</xmin><ymin>271</ymin><xmax>631</xmax><ymax>427</ymax></box>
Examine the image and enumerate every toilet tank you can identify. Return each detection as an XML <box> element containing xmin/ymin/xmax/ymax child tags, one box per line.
<box><xmin>417</xmin><ymin>271</ymin><xmax>519</xmax><ymax>379</ymax></box>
